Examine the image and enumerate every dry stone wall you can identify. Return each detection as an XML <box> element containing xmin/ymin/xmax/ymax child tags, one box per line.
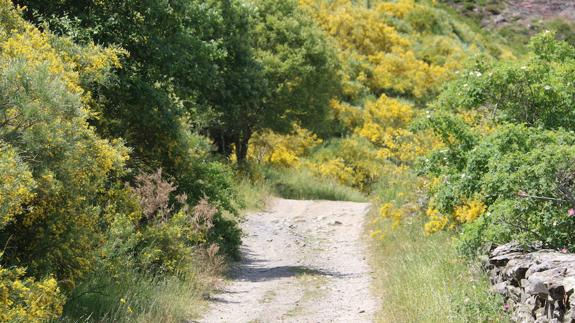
<box><xmin>486</xmin><ymin>242</ymin><xmax>575</xmax><ymax>322</ymax></box>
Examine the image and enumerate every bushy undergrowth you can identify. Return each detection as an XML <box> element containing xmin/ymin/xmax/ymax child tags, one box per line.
<box><xmin>418</xmin><ymin>32</ymin><xmax>575</xmax><ymax>256</ymax></box>
<box><xmin>3</xmin><ymin>0</ymin><xmax>564</xmax><ymax>321</ymax></box>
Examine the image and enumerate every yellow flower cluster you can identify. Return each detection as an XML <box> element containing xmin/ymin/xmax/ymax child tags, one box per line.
<box><xmin>370</xmin><ymin>49</ymin><xmax>451</xmax><ymax>98</ymax></box>
<box><xmin>0</xmin><ymin>265</ymin><xmax>64</xmax><ymax>322</ymax></box>
<box><xmin>355</xmin><ymin>95</ymin><xmax>416</xmax><ymax>160</ymax></box>
<box><xmin>380</xmin><ymin>202</ymin><xmax>403</xmax><ymax>229</ymax></box>
<box><xmin>378</xmin><ymin>0</ymin><xmax>415</xmax><ymax>19</ymax></box>
<box><xmin>423</xmin><ymin>207</ymin><xmax>449</xmax><ymax>235</ymax></box>
<box><xmin>454</xmin><ymin>199</ymin><xmax>486</xmax><ymax>224</ymax></box>
<box><xmin>304</xmin><ymin>0</ymin><xmax>410</xmax><ymax>55</ymax></box>
<box><xmin>0</xmin><ymin>145</ymin><xmax>35</xmax><ymax>228</ymax></box>
<box><xmin>423</xmin><ymin>199</ymin><xmax>486</xmax><ymax>235</ymax></box>
<box><xmin>0</xmin><ymin>16</ymin><xmax>122</xmax><ymax>99</ymax></box>
<box><xmin>313</xmin><ymin>158</ymin><xmax>355</xmax><ymax>187</ymax></box>
<box><xmin>249</xmin><ymin>124</ymin><xmax>322</xmax><ymax>167</ymax></box>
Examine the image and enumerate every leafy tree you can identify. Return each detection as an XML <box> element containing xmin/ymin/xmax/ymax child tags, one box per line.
<box><xmin>15</xmin><ymin>0</ymin><xmax>250</xmax><ymax>211</ymax></box>
<box><xmin>209</xmin><ymin>0</ymin><xmax>340</xmax><ymax>161</ymax></box>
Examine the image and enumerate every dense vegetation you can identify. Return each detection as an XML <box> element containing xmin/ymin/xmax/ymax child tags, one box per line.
<box><xmin>2</xmin><ymin>0</ymin><xmax>574</xmax><ymax>321</ymax></box>
<box><xmin>0</xmin><ymin>0</ymin><xmax>338</xmax><ymax>320</ymax></box>
<box><xmin>420</xmin><ymin>32</ymin><xmax>575</xmax><ymax>255</ymax></box>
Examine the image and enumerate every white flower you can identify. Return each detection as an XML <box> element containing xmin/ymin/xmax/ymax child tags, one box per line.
<box><xmin>544</xmin><ymin>85</ymin><xmax>551</xmax><ymax>90</ymax></box>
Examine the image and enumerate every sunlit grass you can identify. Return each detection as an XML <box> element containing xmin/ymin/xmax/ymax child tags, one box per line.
<box><xmin>60</xmin><ymin>259</ymin><xmax>218</xmax><ymax>323</ymax></box>
<box><xmin>268</xmin><ymin>168</ymin><xmax>367</xmax><ymax>202</ymax></box>
<box><xmin>236</xmin><ymin>177</ymin><xmax>273</xmax><ymax>211</ymax></box>
<box><xmin>368</xmin><ymin>168</ymin><xmax>508</xmax><ymax>322</ymax></box>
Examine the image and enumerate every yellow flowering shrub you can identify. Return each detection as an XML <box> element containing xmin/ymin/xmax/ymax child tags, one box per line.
<box><xmin>304</xmin><ymin>0</ymin><xmax>410</xmax><ymax>55</ymax></box>
<box><xmin>332</xmin><ymin>94</ymin><xmax>443</xmax><ymax>165</ymax></box>
<box><xmin>0</xmin><ymin>264</ymin><xmax>64</xmax><ymax>322</ymax></box>
<box><xmin>453</xmin><ymin>199</ymin><xmax>486</xmax><ymax>224</ymax></box>
<box><xmin>308</xmin><ymin>137</ymin><xmax>386</xmax><ymax>192</ymax></box>
<box><xmin>377</xmin><ymin>0</ymin><xmax>415</xmax><ymax>19</ymax></box>
<box><xmin>248</xmin><ymin>124</ymin><xmax>322</xmax><ymax>167</ymax></box>
<box><xmin>0</xmin><ymin>0</ymin><xmax>129</xmax><ymax>284</ymax></box>
<box><xmin>380</xmin><ymin>202</ymin><xmax>404</xmax><ymax>229</ymax></box>
<box><xmin>422</xmin><ymin>199</ymin><xmax>486</xmax><ymax>235</ymax></box>
<box><xmin>300</xmin><ymin>0</ymin><xmax>498</xmax><ymax>101</ymax></box>
<box><xmin>424</xmin><ymin>207</ymin><xmax>449</xmax><ymax>235</ymax></box>
<box><xmin>312</xmin><ymin>158</ymin><xmax>355</xmax><ymax>187</ymax></box>
<box><xmin>370</xmin><ymin>49</ymin><xmax>451</xmax><ymax>99</ymax></box>
<box><xmin>355</xmin><ymin>95</ymin><xmax>415</xmax><ymax>157</ymax></box>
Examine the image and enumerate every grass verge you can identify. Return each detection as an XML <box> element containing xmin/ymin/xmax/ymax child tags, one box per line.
<box><xmin>60</xmin><ymin>256</ymin><xmax>220</xmax><ymax>322</ymax></box>
<box><xmin>369</xmin><ymin>216</ymin><xmax>508</xmax><ymax>323</ymax></box>
<box><xmin>368</xmin><ymin>166</ymin><xmax>508</xmax><ymax>322</ymax></box>
<box><xmin>266</xmin><ymin>168</ymin><xmax>366</xmax><ymax>202</ymax></box>
<box><xmin>236</xmin><ymin>176</ymin><xmax>273</xmax><ymax>211</ymax></box>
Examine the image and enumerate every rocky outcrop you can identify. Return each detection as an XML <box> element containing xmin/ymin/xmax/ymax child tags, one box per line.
<box><xmin>486</xmin><ymin>242</ymin><xmax>575</xmax><ymax>322</ymax></box>
<box><xmin>490</xmin><ymin>0</ymin><xmax>575</xmax><ymax>27</ymax></box>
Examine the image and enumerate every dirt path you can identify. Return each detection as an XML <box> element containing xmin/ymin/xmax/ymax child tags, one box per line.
<box><xmin>200</xmin><ymin>198</ymin><xmax>379</xmax><ymax>323</ymax></box>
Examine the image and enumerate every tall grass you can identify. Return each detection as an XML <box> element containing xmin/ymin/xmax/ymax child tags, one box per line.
<box><xmin>236</xmin><ymin>176</ymin><xmax>272</xmax><ymax>211</ymax></box>
<box><xmin>60</xmin><ymin>258</ymin><xmax>218</xmax><ymax>322</ymax></box>
<box><xmin>369</xmin><ymin>217</ymin><xmax>508</xmax><ymax>322</ymax></box>
<box><xmin>267</xmin><ymin>168</ymin><xmax>367</xmax><ymax>202</ymax></box>
<box><xmin>368</xmin><ymin>167</ymin><xmax>508</xmax><ymax>322</ymax></box>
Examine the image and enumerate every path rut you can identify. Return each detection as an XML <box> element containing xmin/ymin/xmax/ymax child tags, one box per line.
<box><xmin>200</xmin><ymin>198</ymin><xmax>378</xmax><ymax>323</ymax></box>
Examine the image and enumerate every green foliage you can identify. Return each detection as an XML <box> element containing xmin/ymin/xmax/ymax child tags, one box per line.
<box><xmin>0</xmin><ymin>32</ymin><xmax>128</xmax><ymax>283</ymax></box>
<box><xmin>249</xmin><ymin>0</ymin><xmax>340</xmax><ymax>136</ymax></box>
<box><xmin>0</xmin><ymin>143</ymin><xmax>35</xmax><ymax>228</ymax></box>
<box><xmin>437</xmin><ymin>32</ymin><xmax>575</xmax><ymax>129</ymax></box>
<box><xmin>420</xmin><ymin>34</ymin><xmax>575</xmax><ymax>256</ymax></box>
<box><xmin>413</xmin><ymin>111</ymin><xmax>478</xmax><ymax>174</ymax></box>
<box><xmin>0</xmin><ymin>1</ymin><xmax>244</xmax><ymax>320</ymax></box>
<box><xmin>209</xmin><ymin>0</ymin><xmax>340</xmax><ymax>160</ymax></box>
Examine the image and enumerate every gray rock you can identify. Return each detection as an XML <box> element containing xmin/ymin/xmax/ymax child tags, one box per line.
<box><xmin>525</xmin><ymin>278</ymin><xmax>549</xmax><ymax>296</ymax></box>
<box><xmin>487</xmin><ymin>242</ymin><xmax>575</xmax><ymax>322</ymax></box>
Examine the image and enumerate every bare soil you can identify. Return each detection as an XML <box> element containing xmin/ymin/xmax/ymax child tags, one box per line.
<box><xmin>200</xmin><ymin>198</ymin><xmax>379</xmax><ymax>323</ymax></box>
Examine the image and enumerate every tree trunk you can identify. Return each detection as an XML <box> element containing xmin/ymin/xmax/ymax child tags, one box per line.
<box><xmin>212</xmin><ymin>129</ymin><xmax>234</xmax><ymax>158</ymax></box>
<box><xmin>235</xmin><ymin>130</ymin><xmax>252</xmax><ymax>163</ymax></box>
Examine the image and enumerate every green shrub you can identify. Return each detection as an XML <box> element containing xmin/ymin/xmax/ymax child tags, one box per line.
<box><xmin>436</xmin><ymin>32</ymin><xmax>575</xmax><ymax>130</ymax></box>
<box><xmin>419</xmin><ymin>33</ymin><xmax>575</xmax><ymax>255</ymax></box>
<box><xmin>421</xmin><ymin>122</ymin><xmax>575</xmax><ymax>254</ymax></box>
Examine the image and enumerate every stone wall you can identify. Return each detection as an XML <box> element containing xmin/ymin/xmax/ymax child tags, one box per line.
<box><xmin>486</xmin><ymin>242</ymin><xmax>575</xmax><ymax>322</ymax></box>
